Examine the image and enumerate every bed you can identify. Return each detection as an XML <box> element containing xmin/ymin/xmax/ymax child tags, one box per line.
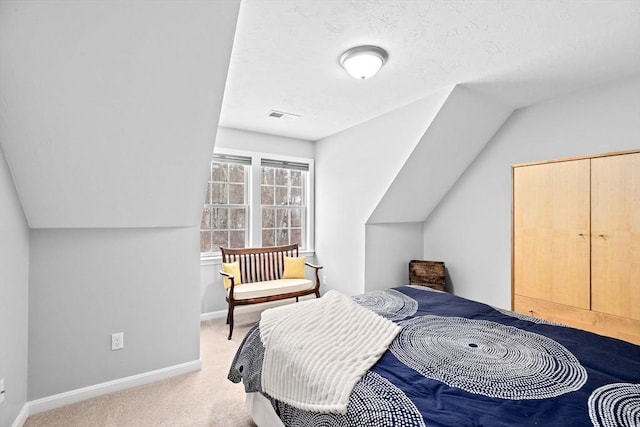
<box><xmin>228</xmin><ymin>285</ymin><xmax>640</xmax><ymax>426</ymax></box>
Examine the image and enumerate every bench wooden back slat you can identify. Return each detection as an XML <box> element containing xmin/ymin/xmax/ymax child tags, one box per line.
<box><xmin>221</xmin><ymin>243</ymin><xmax>299</xmax><ymax>284</ymax></box>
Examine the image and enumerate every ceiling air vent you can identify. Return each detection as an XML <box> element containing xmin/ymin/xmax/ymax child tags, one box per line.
<box><xmin>267</xmin><ymin>110</ymin><xmax>301</xmax><ymax>120</ymax></box>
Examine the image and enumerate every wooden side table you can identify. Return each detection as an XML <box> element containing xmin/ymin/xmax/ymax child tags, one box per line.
<box><xmin>409</xmin><ymin>260</ymin><xmax>446</xmax><ymax>291</ymax></box>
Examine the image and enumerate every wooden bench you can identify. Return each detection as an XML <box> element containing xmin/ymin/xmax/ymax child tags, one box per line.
<box><xmin>220</xmin><ymin>243</ymin><xmax>322</xmax><ymax>339</ymax></box>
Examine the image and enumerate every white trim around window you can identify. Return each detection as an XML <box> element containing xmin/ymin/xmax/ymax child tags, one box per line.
<box><xmin>200</xmin><ymin>148</ymin><xmax>315</xmax><ymax>263</ymax></box>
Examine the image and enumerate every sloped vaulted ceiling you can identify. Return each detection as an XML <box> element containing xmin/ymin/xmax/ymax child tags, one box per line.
<box><xmin>368</xmin><ymin>85</ymin><xmax>513</xmax><ymax>224</ymax></box>
<box><xmin>0</xmin><ymin>0</ymin><xmax>241</xmax><ymax>228</ymax></box>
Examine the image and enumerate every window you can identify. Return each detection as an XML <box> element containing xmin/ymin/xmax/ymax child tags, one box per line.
<box><xmin>261</xmin><ymin>160</ymin><xmax>308</xmax><ymax>248</ymax></box>
<box><xmin>200</xmin><ymin>150</ymin><xmax>313</xmax><ymax>257</ymax></box>
<box><xmin>200</xmin><ymin>155</ymin><xmax>250</xmax><ymax>253</ymax></box>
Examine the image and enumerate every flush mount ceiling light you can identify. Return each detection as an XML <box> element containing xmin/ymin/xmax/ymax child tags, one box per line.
<box><xmin>339</xmin><ymin>45</ymin><xmax>388</xmax><ymax>80</ymax></box>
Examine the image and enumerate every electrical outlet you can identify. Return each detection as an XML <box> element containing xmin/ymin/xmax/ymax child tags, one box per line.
<box><xmin>0</xmin><ymin>378</ymin><xmax>5</xmax><ymax>404</ymax></box>
<box><xmin>111</xmin><ymin>332</ymin><xmax>124</xmax><ymax>351</ymax></box>
<box><xmin>323</xmin><ymin>275</ymin><xmax>327</xmax><ymax>285</ymax></box>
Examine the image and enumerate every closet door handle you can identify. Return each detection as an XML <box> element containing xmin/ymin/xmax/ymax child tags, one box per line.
<box><xmin>598</xmin><ymin>234</ymin><xmax>608</xmax><ymax>239</ymax></box>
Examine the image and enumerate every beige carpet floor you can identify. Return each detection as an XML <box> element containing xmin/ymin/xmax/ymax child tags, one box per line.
<box><xmin>24</xmin><ymin>317</ymin><xmax>259</xmax><ymax>427</ymax></box>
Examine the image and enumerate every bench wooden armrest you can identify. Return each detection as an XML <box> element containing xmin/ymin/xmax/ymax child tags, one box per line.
<box><xmin>305</xmin><ymin>262</ymin><xmax>322</xmax><ymax>289</ymax></box>
<box><xmin>305</xmin><ymin>262</ymin><xmax>323</xmax><ymax>269</ymax></box>
<box><xmin>220</xmin><ymin>270</ymin><xmax>234</xmax><ymax>288</ymax></box>
<box><xmin>219</xmin><ymin>270</ymin><xmax>233</xmax><ymax>278</ymax></box>
<box><xmin>219</xmin><ymin>270</ymin><xmax>237</xmax><ymax>292</ymax></box>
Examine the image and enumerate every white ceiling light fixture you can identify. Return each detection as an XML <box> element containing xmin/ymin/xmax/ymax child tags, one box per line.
<box><xmin>339</xmin><ymin>45</ymin><xmax>388</xmax><ymax>80</ymax></box>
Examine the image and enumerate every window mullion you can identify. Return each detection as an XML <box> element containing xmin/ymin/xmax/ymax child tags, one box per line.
<box><xmin>250</xmin><ymin>154</ymin><xmax>262</xmax><ymax>247</ymax></box>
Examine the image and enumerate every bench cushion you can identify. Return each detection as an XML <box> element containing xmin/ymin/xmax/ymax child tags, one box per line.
<box><xmin>230</xmin><ymin>279</ymin><xmax>314</xmax><ymax>300</ymax></box>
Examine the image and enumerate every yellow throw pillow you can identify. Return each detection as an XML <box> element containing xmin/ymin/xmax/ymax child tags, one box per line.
<box><xmin>222</xmin><ymin>261</ymin><xmax>242</xmax><ymax>290</ymax></box>
<box><xmin>283</xmin><ymin>256</ymin><xmax>306</xmax><ymax>279</ymax></box>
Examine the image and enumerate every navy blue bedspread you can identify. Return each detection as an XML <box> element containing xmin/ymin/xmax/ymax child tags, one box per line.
<box><xmin>229</xmin><ymin>286</ymin><xmax>640</xmax><ymax>427</ymax></box>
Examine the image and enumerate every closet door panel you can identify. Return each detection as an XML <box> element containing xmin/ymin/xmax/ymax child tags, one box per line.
<box><xmin>591</xmin><ymin>152</ymin><xmax>640</xmax><ymax>320</ymax></box>
<box><xmin>513</xmin><ymin>160</ymin><xmax>591</xmax><ymax>309</ymax></box>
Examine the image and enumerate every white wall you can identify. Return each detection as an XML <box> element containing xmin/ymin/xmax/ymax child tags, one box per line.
<box><xmin>215</xmin><ymin>127</ymin><xmax>315</xmax><ymax>158</ymax></box>
<box><xmin>364</xmin><ymin>223</ymin><xmax>424</xmax><ymax>292</ymax></box>
<box><xmin>28</xmin><ymin>228</ymin><xmax>200</xmax><ymax>400</ymax></box>
<box><xmin>200</xmin><ymin>127</ymin><xmax>316</xmax><ymax>316</ymax></box>
<box><xmin>423</xmin><ymin>75</ymin><xmax>640</xmax><ymax>309</ymax></box>
<box><xmin>0</xmin><ymin>147</ymin><xmax>29</xmax><ymax>427</ymax></box>
<box><xmin>314</xmin><ymin>88</ymin><xmax>452</xmax><ymax>296</ymax></box>
<box><xmin>359</xmin><ymin>86</ymin><xmax>512</xmax><ymax>292</ymax></box>
<box><xmin>0</xmin><ymin>0</ymin><xmax>241</xmax><ymax>410</ymax></box>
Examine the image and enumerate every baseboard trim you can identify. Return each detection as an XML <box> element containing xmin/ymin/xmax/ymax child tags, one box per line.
<box><xmin>200</xmin><ymin>309</ymin><xmax>227</xmax><ymax>321</ymax></box>
<box><xmin>26</xmin><ymin>359</ymin><xmax>202</xmax><ymax>416</ymax></box>
<box><xmin>200</xmin><ymin>304</ymin><xmax>275</xmax><ymax>322</ymax></box>
<box><xmin>11</xmin><ymin>403</ymin><xmax>29</xmax><ymax>427</ymax></box>
<box><xmin>200</xmin><ymin>295</ymin><xmax>317</xmax><ymax>322</ymax></box>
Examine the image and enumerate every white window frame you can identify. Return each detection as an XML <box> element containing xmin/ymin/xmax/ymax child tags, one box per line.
<box><xmin>200</xmin><ymin>148</ymin><xmax>314</xmax><ymax>264</ymax></box>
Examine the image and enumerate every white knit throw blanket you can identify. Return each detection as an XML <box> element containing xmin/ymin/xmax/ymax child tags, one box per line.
<box><xmin>260</xmin><ymin>290</ymin><xmax>401</xmax><ymax>414</ymax></box>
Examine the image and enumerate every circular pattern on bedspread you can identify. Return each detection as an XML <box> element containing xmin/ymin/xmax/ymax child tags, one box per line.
<box><xmin>227</xmin><ymin>326</ymin><xmax>264</xmax><ymax>392</ymax></box>
<box><xmin>391</xmin><ymin>315</ymin><xmax>587</xmax><ymax>400</ymax></box>
<box><xmin>353</xmin><ymin>289</ymin><xmax>417</xmax><ymax>321</ymax></box>
<box><xmin>271</xmin><ymin>371</ymin><xmax>426</xmax><ymax>427</ymax></box>
<box><xmin>589</xmin><ymin>383</ymin><xmax>640</xmax><ymax>427</ymax></box>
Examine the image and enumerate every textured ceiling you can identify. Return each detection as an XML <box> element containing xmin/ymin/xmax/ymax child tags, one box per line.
<box><xmin>219</xmin><ymin>0</ymin><xmax>640</xmax><ymax>141</ymax></box>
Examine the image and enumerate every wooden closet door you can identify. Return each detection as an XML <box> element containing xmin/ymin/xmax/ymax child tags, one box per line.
<box><xmin>591</xmin><ymin>152</ymin><xmax>640</xmax><ymax>320</ymax></box>
<box><xmin>513</xmin><ymin>159</ymin><xmax>591</xmax><ymax>309</ymax></box>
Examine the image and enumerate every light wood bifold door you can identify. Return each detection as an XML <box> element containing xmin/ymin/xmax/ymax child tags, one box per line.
<box><xmin>512</xmin><ymin>150</ymin><xmax>640</xmax><ymax>345</ymax></box>
<box><xmin>513</xmin><ymin>159</ymin><xmax>591</xmax><ymax>309</ymax></box>
<box><xmin>591</xmin><ymin>152</ymin><xmax>640</xmax><ymax>320</ymax></box>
